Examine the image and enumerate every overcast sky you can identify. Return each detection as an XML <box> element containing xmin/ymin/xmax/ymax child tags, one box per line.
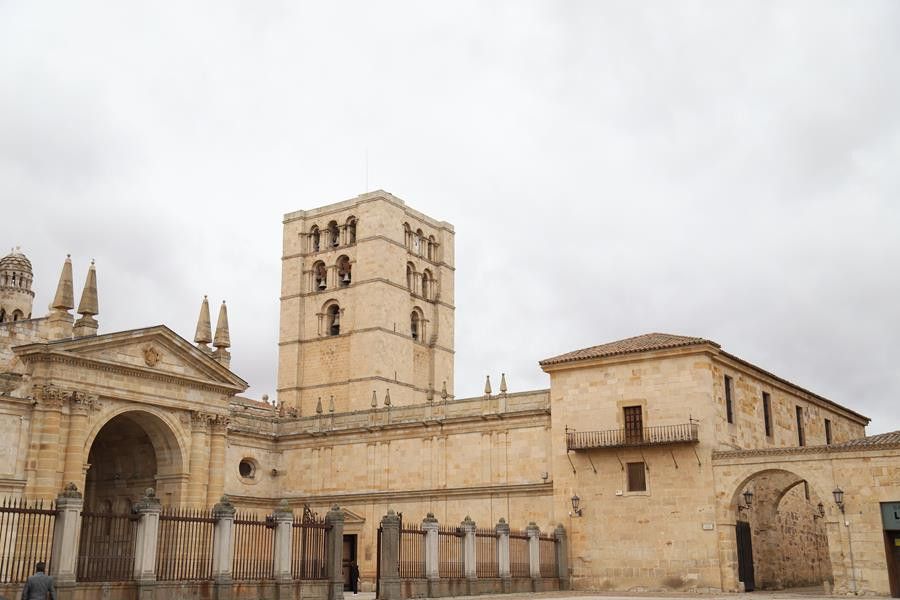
<box><xmin>2</xmin><ymin>2</ymin><xmax>898</xmax><ymax>433</ymax></box>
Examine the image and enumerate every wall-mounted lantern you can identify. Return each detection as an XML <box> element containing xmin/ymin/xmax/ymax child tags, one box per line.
<box><xmin>570</xmin><ymin>494</ymin><xmax>583</xmax><ymax>517</ymax></box>
<box><xmin>738</xmin><ymin>489</ymin><xmax>753</xmax><ymax>513</ymax></box>
<box><xmin>832</xmin><ymin>487</ymin><xmax>845</xmax><ymax>513</ymax></box>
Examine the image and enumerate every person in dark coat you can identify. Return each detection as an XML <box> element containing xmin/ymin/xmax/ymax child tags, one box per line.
<box><xmin>349</xmin><ymin>561</ymin><xmax>360</xmax><ymax>594</ymax></box>
<box><xmin>21</xmin><ymin>562</ymin><xmax>56</xmax><ymax>600</ymax></box>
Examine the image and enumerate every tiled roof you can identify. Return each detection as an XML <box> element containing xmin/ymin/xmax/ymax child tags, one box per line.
<box><xmin>713</xmin><ymin>430</ymin><xmax>900</xmax><ymax>460</ymax></box>
<box><xmin>539</xmin><ymin>333</ymin><xmax>718</xmax><ymax>367</ymax></box>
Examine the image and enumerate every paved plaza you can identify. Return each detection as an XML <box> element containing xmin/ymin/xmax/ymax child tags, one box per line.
<box><xmin>344</xmin><ymin>589</ymin><xmax>836</xmax><ymax>600</ymax></box>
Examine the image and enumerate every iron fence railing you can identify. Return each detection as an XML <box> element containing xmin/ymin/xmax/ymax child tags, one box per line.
<box><xmin>0</xmin><ymin>498</ymin><xmax>55</xmax><ymax>583</ymax></box>
<box><xmin>77</xmin><ymin>509</ymin><xmax>138</xmax><ymax>582</ymax></box>
<box><xmin>399</xmin><ymin>527</ymin><xmax>426</xmax><ymax>579</ymax></box>
<box><xmin>291</xmin><ymin>514</ymin><xmax>328</xmax><ymax>580</ymax></box>
<box><xmin>232</xmin><ymin>512</ymin><xmax>275</xmax><ymax>580</ymax></box>
<box><xmin>156</xmin><ymin>506</ymin><xmax>215</xmax><ymax>581</ymax></box>
<box><xmin>475</xmin><ymin>528</ymin><xmax>498</xmax><ymax>578</ymax></box>
<box><xmin>437</xmin><ymin>525</ymin><xmax>463</xmax><ymax>579</ymax></box>
<box><xmin>539</xmin><ymin>534</ymin><xmax>557</xmax><ymax>578</ymax></box>
<box><xmin>508</xmin><ymin>530</ymin><xmax>530</xmax><ymax>578</ymax></box>
<box><xmin>566</xmin><ymin>422</ymin><xmax>699</xmax><ymax>450</ymax></box>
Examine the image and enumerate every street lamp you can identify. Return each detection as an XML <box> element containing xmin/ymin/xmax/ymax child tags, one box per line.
<box><xmin>570</xmin><ymin>494</ymin><xmax>583</xmax><ymax>517</ymax></box>
<box><xmin>738</xmin><ymin>489</ymin><xmax>753</xmax><ymax>513</ymax></box>
<box><xmin>832</xmin><ymin>487</ymin><xmax>845</xmax><ymax>513</ymax></box>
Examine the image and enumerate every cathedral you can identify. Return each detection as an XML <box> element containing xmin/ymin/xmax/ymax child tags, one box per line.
<box><xmin>1</xmin><ymin>190</ymin><xmax>899</xmax><ymax>596</ymax></box>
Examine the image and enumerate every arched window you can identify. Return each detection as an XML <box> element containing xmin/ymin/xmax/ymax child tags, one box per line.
<box><xmin>427</xmin><ymin>235</ymin><xmax>436</xmax><ymax>261</ymax></box>
<box><xmin>310</xmin><ymin>226</ymin><xmax>321</xmax><ymax>252</ymax></box>
<box><xmin>313</xmin><ymin>261</ymin><xmax>327</xmax><ymax>291</ymax></box>
<box><xmin>326</xmin><ymin>303</ymin><xmax>341</xmax><ymax>336</ymax></box>
<box><xmin>415</xmin><ymin>229</ymin><xmax>424</xmax><ymax>255</ymax></box>
<box><xmin>403</xmin><ymin>223</ymin><xmax>412</xmax><ymax>249</ymax></box>
<box><xmin>328</xmin><ymin>221</ymin><xmax>340</xmax><ymax>248</ymax></box>
<box><xmin>410</xmin><ymin>308</ymin><xmax>425</xmax><ymax>342</ymax></box>
<box><xmin>406</xmin><ymin>263</ymin><xmax>415</xmax><ymax>292</ymax></box>
<box><xmin>0</xmin><ymin>309</ymin><xmax>5</xmax><ymax>322</ymax></box>
<box><xmin>421</xmin><ymin>269</ymin><xmax>433</xmax><ymax>300</ymax></box>
<box><xmin>337</xmin><ymin>256</ymin><xmax>352</xmax><ymax>287</ymax></box>
<box><xmin>346</xmin><ymin>217</ymin><xmax>357</xmax><ymax>245</ymax></box>
<box><xmin>11</xmin><ymin>310</ymin><xmax>22</xmax><ymax>321</ymax></box>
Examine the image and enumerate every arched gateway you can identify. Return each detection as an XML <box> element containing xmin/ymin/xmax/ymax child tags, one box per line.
<box><xmin>83</xmin><ymin>409</ymin><xmax>188</xmax><ymax>510</ymax></box>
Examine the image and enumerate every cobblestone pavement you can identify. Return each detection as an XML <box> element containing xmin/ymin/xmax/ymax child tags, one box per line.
<box><xmin>344</xmin><ymin>587</ymin><xmax>837</xmax><ymax>600</ymax></box>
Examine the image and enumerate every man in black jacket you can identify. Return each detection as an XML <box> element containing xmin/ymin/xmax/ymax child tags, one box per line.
<box><xmin>21</xmin><ymin>562</ymin><xmax>55</xmax><ymax>600</ymax></box>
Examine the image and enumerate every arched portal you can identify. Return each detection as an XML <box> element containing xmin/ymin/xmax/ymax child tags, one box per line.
<box><xmin>84</xmin><ymin>411</ymin><xmax>186</xmax><ymax>509</ymax></box>
<box><xmin>731</xmin><ymin>469</ymin><xmax>833</xmax><ymax>591</ymax></box>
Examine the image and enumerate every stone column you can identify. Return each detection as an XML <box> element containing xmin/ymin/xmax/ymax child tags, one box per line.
<box><xmin>378</xmin><ymin>510</ymin><xmax>401</xmax><ymax>600</ymax></box>
<box><xmin>554</xmin><ymin>524</ymin><xmax>569</xmax><ymax>590</ymax></box>
<box><xmin>206</xmin><ymin>417</ymin><xmax>228</xmax><ymax>506</ymax></box>
<box><xmin>273</xmin><ymin>500</ymin><xmax>294</xmax><ymax>583</ymax></box>
<box><xmin>526</xmin><ymin>522</ymin><xmax>541</xmax><ymax>585</ymax></box>
<box><xmin>496</xmin><ymin>518</ymin><xmax>511</xmax><ymax>591</ymax></box>
<box><xmin>460</xmin><ymin>516</ymin><xmax>476</xmax><ymax>584</ymax></box>
<box><xmin>61</xmin><ymin>392</ymin><xmax>95</xmax><ymax>488</ymax></box>
<box><xmin>325</xmin><ymin>505</ymin><xmax>345</xmax><ymax>600</ymax></box>
<box><xmin>212</xmin><ymin>495</ymin><xmax>236</xmax><ymax>584</ymax></box>
<box><xmin>187</xmin><ymin>412</ymin><xmax>211</xmax><ymax>507</ymax></box>
<box><xmin>49</xmin><ymin>483</ymin><xmax>83</xmax><ymax>585</ymax></box>
<box><xmin>133</xmin><ymin>488</ymin><xmax>162</xmax><ymax>582</ymax></box>
<box><xmin>422</xmin><ymin>512</ymin><xmax>439</xmax><ymax>593</ymax></box>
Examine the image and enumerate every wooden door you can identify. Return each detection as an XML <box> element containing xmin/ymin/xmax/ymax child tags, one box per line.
<box><xmin>886</xmin><ymin>531</ymin><xmax>900</xmax><ymax>598</ymax></box>
<box><xmin>736</xmin><ymin>520</ymin><xmax>755</xmax><ymax>592</ymax></box>
<box><xmin>624</xmin><ymin>406</ymin><xmax>643</xmax><ymax>444</ymax></box>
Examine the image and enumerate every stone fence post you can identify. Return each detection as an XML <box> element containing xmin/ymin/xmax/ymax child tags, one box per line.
<box><xmin>50</xmin><ymin>483</ymin><xmax>83</xmax><ymax>585</ymax></box>
<box><xmin>325</xmin><ymin>505</ymin><xmax>345</xmax><ymax>600</ymax></box>
<box><xmin>378</xmin><ymin>510</ymin><xmax>401</xmax><ymax>600</ymax></box>
<box><xmin>496</xmin><ymin>518</ymin><xmax>511</xmax><ymax>592</ymax></box>
<box><xmin>526</xmin><ymin>522</ymin><xmax>541</xmax><ymax>582</ymax></box>
<box><xmin>133</xmin><ymin>488</ymin><xmax>162</xmax><ymax>583</ymax></box>
<box><xmin>422</xmin><ymin>513</ymin><xmax>439</xmax><ymax>581</ymax></box>
<box><xmin>460</xmin><ymin>515</ymin><xmax>476</xmax><ymax>590</ymax></box>
<box><xmin>273</xmin><ymin>500</ymin><xmax>294</xmax><ymax>583</ymax></box>
<box><xmin>554</xmin><ymin>524</ymin><xmax>569</xmax><ymax>589</ymax></box>
<box><xmin>211</xmin><ymin>495</ymin><xmax>236</xmax><ymax>584</ymax></box>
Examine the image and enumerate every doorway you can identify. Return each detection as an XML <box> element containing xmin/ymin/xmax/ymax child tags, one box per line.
<box><xmin>342</xmin><ymin>534</ymin><xmax>358</xmax><ymax>591</ymax></box>
<box><xmin>736</xmin><ymin>520</ymin><xmax>755</xmax><ymax>592</ymax></box>
<box><xmin>886</xmin><ymin>531</ymin><xmax>900</xmax><ymax>598</ymax></box>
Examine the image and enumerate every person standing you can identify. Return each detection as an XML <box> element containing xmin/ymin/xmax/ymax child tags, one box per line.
<box><xmin>21</xmin><ymin>562</ymin><xmax>56</xmax><ymax>600</ymax></box>
<box><xmin>349</xmin><ymin>561</ymin><xmax>360</xmax><ymax>594</ymax></box>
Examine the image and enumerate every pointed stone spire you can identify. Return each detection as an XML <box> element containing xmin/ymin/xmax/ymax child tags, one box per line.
<box><xmin>441</xmin><ymin>381</ymin><xmax>448</xmax><ymax>401</ymax></box>
<box><xmin>484</xmin><ymin>375</ymin><xmax>492</xmax><ymax>397</ymax></box>
<box><xmin>316</xmin><ymin>397</ymin><xmax>323</xmax><ymax>414</ymax></box>
<box><xmin>328</xmin><ymin>395</ymin><xmax>335</xmax><ymax>413</ymax></box>
<box><xmin>46</xmin><ymin>254</ymin><xmax>75</xmax><ymax>340</ymax></box>
<box><xmin>194</xmin><ymin>295</ymin><xmax>212</xmax><ymax>347</ymax></box>
<box><xmin>212</xmin><ymin>301</ymin><xmax>231</xmax><ymax>368</ymax></box>
<box><xmin>213</xmin><ymin>301</ymin><xmax>230</xmax><ymax>349</ymax></box>
<box><xmin>51</xmin><ymin>255</ymin><xmax>75</xmax><ymax>311</ymax></box>
<box><xmin>499</xmin><ymin>373</ymin><xmax>508</xmax><ymax>395</ymax></box>
<box><xmin>371</xmin><ymin>390</ymin><xmax>378</xmax><ymax>408</ymax></box>
<box><xmin>384</xmin><ymin>389</ymin><xmax>391</xmax><ymax>407</ymax></box>
<box><xmin>73</xmin><ymin>261</ymin><xmax>99</xmax><ymax>337</ymax></box>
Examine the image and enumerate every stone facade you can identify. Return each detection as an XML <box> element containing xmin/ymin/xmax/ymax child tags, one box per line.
<box><xmin>0</xmin><ymin>193</ymin><xmax>898</xmax><ymax>596</ymax></box>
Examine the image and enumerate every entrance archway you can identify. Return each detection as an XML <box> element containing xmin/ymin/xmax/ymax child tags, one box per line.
<box><xmin>732</xmin><ymin>469</ymin><xmax>833</xmax><ymax>591</ymax></box>
<box><xmin>84</xmin><ymin>410</ymin><xmax>186</xmax><ymax>509</ymax></box>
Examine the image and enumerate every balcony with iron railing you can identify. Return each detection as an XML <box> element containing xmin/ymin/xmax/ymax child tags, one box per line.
<box><xmin>566</xmin><ymin>421</ymin><xmax>700</xmax><ymax>451</ymax></box>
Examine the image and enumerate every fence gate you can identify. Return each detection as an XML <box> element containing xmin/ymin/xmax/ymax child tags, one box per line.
<box><xmin>77</xmin><ymin>508</ymin><xmax>139</xmax><ymax>582</ymax></box>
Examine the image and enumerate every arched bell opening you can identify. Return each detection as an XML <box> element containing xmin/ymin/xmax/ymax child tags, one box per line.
<box><xmin>731</xmin><ymin>468</ymin><xmax>833</xmax><ymax>592</ymax></box>
<box><xmin>84</xmin><ymin>411</ymin><xmax>186</xmax><ymax>510</ymax></box>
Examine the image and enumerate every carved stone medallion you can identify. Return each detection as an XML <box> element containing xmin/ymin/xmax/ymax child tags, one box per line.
<box><xmin>143</xmin><ymin>345</ymin><xmax>162</xmax><ymax>367</ymax></box>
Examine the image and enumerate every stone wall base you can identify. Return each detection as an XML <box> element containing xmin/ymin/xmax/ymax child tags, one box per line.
<box><xmin>0</xmin><ymin>579</ymin><xmax>329</xmax><ymax>600</ymax></box>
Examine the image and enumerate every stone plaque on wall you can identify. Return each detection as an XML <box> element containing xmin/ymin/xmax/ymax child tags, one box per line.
<box><xmin>881</xmin><ymin>502</ymin><xmax>900</xmax><ymax>531</ymax></box>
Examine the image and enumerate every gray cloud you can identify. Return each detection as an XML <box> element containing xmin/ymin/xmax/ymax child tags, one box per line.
<box><xmin>2</xmin><ymin>1</ymin><xmax>897</xmax><ymax>432</ymax></box>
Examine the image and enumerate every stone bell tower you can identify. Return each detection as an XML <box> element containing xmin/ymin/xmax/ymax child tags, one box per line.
<box><xmin>0</xmin><ymin>248</ymin><xmax>35</xmax><ymax>322</ymax></box>
<box><xmin>277</xmin><ymin>190</ymin><xmax>455</xmax><ymax>415</ymax></box>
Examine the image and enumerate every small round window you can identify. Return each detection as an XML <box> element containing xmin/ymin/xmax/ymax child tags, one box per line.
<box><xmin>238</xmin><ymin>459</ymin><xmax>256</xmax><ymax>479</ymax></box>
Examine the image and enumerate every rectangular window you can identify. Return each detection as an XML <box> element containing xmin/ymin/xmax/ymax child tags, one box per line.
<box><xmin>623</xmin><ymin>406</ymin><xmax>643</xmax><ymax>444</ymax></box>
<box><xmin>825</xmin><ymin>419</ymin><xmax>833</xmax><ymax>445</ymax></box>
<box><xmin>626</xmin><ymin>462</ymin><xmax>647</xmax><ymax>492</ymax></box>
<box><xmin>762</xmin><ymin>392</ymin><xmax>772</xmax><ymax>437</ymax></box>
<box><xmin>796</xmin><ymin>406</ymin><xmax>805</xmax><ymax>446</ymax></box>
<box><xmin>724</xmin><ymin>375</ymin><xmax>734</xmax><ymax>424</ymax></box>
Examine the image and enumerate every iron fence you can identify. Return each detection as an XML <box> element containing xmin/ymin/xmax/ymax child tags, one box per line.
<box><xmin>0</xmin><ymin>498</ymin><xmax>55</xmax><ymax>583</ymax></box>
<box><xmin>291</xmin><ymin>513</ymin><xmax>328</xmax><ymax>580</ymax></box>
<box><xmin>437</xmin><ymin>525</ymin><xmax>463</xmax><ymax>579</ymax></box>
<box><xmin>539</xmin><ymin>534</ymin><xmax>557</xmax><ymax>578</ymax></box>
<box><xmin>232</xmin><ymin>512</ymin><xmax>275</xmax><ymax>580</ymax></box>
<box><xmin>156</xmin><ymin>506</ymin><xmax>215</xmax><ymax>581</ymax></box>
<box><xmin>77</xmin><ymin>508</ymin><xmax>138</xmax><ymax>582</ymax></box>
<box><xmin>508</xmin><ymin>530</ymin><xmax>529</xmax><ymax>578</ymax></box>
<box><xmin>566</xmin><ymin>422</ymin><xmax>699</xmax><ymax>450</ymax></box>
<box><xmin>399</xmin><ymin>527</ymin><xmax>425</xmax><ymax>579</ymax></box>
<box><xmin>475</xmin><ymin>528</ymin><xmax>497</xmax><ymax>578</ymax></box>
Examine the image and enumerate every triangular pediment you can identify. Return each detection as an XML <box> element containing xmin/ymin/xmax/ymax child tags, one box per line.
<box><xmin>340</xmin><ymin>507</ymin><xmax>366</xmax><ymax>524</ymax></box>
<box><xmin>21</xmin><ymin>325</ymin><xmax>248</xmax><ymax>391</ymax></box>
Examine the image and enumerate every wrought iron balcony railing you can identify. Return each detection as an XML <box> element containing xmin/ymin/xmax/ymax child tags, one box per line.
<box><xmin>566</xmin><ymin>422</ymin><xmax>700</xmax><ymax>451</ymax></box>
